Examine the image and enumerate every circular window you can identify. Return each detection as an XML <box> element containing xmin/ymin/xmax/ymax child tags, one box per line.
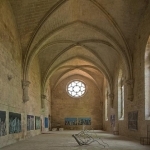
<box><xmin>67</xmin><ymin>80</ymin><xmax>86</xmax><ymax>98</ymax></box>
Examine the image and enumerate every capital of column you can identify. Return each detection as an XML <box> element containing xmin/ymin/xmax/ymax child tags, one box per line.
<box><xmin>108</xmin><ymin>93</ymin><xmax>114</xmax><ymax>100</ymax></box>
<box><xmin>22</xmin><ymin>80</ymin><xmax>31</xmax><ymax>89</ymax></box>
<box><xmin>41</xmin><ymin>94</ymin><xmax>47</xmax><ymax>99</ymax></box>
<box><xmin>126</xmin><ymin>79</ymin><xmax>134</xmax><ymax>88</ymax></box>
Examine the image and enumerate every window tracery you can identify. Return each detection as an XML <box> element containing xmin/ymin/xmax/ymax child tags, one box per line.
<box><xmin>67</xmin><ymin>80</ymin><xmax>86</xmax><ymax>98</ymax></box>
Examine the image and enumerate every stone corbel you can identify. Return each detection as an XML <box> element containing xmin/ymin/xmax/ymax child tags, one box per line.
<box><xmin>126</xmin><ymin>79</ymin><xmax>134</xmax><ymax>101</ymax></box>
<box><xmin>41</xmin><ymin>94</ymin><xmax>47</xmax><ymax>108</ymax></box>
<box><xmin>22</xmin><ymin>80</ymin><xmax>30</xmax><ymax>102</ymax></box>
<box><xmin>108</xmin><ymin>93</ymin><xmax>114</xmax><ymax>108</ymax></box>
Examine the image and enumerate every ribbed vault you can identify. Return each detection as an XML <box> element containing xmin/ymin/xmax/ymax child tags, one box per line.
<box><xmin>9</xmin><ymin>0</ymin><xmax>150</xmax><ymax>101</ymax></box>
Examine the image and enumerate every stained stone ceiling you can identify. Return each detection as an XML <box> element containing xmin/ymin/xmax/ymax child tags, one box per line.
<box><xmin>9</xmin><ymin>0</ymin><xmax>150</xmax><ymax>91</ymax></box>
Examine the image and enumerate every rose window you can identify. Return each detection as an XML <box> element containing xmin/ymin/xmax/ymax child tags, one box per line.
<box><xmin>67</xmin><ymin>80</ymin><xmax>86</xmax><ymax>98</ymax></box>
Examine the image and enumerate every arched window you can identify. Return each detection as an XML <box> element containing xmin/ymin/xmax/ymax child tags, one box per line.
<box><xmin>105</xmin><ymin>89</ymin><xmax>108</xmax><ymax>121</ymax></box>
<box><xmin>118</xmin><ymin>69</ymin><xmax>124</xmax><ymax>120</ymax></box>
<box><xmin>145</xmin><ymin>36</ymin><xmax>150</xmax><ymax>120</ymax></box>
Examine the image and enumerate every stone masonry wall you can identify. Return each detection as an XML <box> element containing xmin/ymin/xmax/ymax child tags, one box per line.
<box><xmin>27</xmin><ymin>56</ymin><xmax>50</xmax><ymax>135</ymax></box>
<box><xmin>51</xmin><ymin>75</ymin><xmax>103</xmax><ymax>130</ymax></box>
<box><xmin>0</xmin><ymin>1</ymin><xmax>23</xmax><ymax>148</ymax></box>
<box><xmin>0</xmin><ymin>2</ymin><xmax>50</xmax><ymax>148</ymax></box>
<box><xmin>103</xmin><ymin>38</ymin><xmax>150</xmax><ymax>139</ymax></box>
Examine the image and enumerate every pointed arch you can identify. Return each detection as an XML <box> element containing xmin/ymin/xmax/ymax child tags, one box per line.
<box><xmin>145</xmin><ymin>36</ymin><xmax>150</xmax><ymax>120</ymax></box>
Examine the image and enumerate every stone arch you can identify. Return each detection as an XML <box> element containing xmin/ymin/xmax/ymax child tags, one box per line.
<box><xmin>145</xmin><ymin>36</ymin><xmax>150</xmax><ymax>120</ymax></box>
<box><xmin>23</xmin><ymin>21</ymin><xmax>131</xmax><ymax>81</ymax></box>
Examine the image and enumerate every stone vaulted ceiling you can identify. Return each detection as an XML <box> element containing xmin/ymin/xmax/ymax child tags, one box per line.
<box><xmin>9</xmin><ymin>0</ymin><xmax>150</xmax><ymax>92</ymax></box>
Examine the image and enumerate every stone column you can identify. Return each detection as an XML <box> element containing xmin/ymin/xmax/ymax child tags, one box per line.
<box><xmin>126</xmin><ymin>79</ymin><xmax>134</xmax><ymax>101</ymax></box>
<box><xmin>109</xmin><ymin>93</ymin><xmax>114</xmax><ymax>108</ymax></box>
<box><xmin>41</xmin><ymin>94</ymin><xmax>47</xmax><ymax>108</ymax></box>
<box><xmin>22</xmin><ymin>80</ymin><xmax>30</xmax><ymax>102</ymax></box>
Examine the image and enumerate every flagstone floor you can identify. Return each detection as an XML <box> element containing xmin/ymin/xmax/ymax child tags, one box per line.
<box><xmin>0</xmin><ymin>130</ymin><xmax>150</xmax><ymax>150</ymax></box>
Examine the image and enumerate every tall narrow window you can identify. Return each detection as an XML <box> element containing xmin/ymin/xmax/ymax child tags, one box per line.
<box><xmin>145</xmin><ymin>36</ymin><xmax>150</xmax><ymax>120</ymax></box>
<box><xmin>118</xmin><ymin>70</ymin><xmax>124</xmax><ymax>120</ymax></box>
<box><xmin>105</xmin><ymin>90</ymin><xmax>108</xmax><ymax>121</ymax></box>
<box><xmin>120</xmin><ymin>79</ymin><xmax>124</xmax><ymax>118</ymax></box>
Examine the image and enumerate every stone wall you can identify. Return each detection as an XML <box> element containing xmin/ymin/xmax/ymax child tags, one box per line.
<box><xmin>27</xmin><ymin>56</ymin><xmax>51</xmax><ymax>134</ymax></box>
<box><xmin>51</xmin><ymin>75</ymin><xmax>103</xmax><ymax>130</ymax></box>
<box><xmin>0</xmin><ymin>1</ymin><xmax>23</xmax><ymax>148</ymax></box>
<box><xmin>0</xmin><ymin>2</ymin><xmax>50</xmax><ymax>148</ymax></box>
<box><xmin>103</xmin><ymin>37</ymin><xmax>150</xmax><ymax>139</ymax></box>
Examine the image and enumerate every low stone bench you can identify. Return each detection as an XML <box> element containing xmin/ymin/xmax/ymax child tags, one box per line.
<box><xmin>59</xmin><ymin>128</ymin><xmax>64</xmax><ymax>131</ymax></box>
<box><xmin>113</xmin><ymin>131</ymin><xmax>119</xmax><ymax>135</ymax></box>
<box><xmin>52</xmin><ymin>128</ymin><xmax>57</xmax><ymax>131</ymax></box>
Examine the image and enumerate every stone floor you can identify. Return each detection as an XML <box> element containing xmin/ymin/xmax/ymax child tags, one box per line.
<box><xmin>0</xmin><ymin>130</ymin><xmax>150</xmax><ymax>150</ymax></box>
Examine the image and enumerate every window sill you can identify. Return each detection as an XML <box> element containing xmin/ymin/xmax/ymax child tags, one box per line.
<box><xmin>119</xmin><ymin>117</ymin><xmax>124</xmax><ymax>121</ymax></box>
<box><xmin>145</xmin><ymin>116</ymin><xmax>150</xmax><ymax>120</ymax></box>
